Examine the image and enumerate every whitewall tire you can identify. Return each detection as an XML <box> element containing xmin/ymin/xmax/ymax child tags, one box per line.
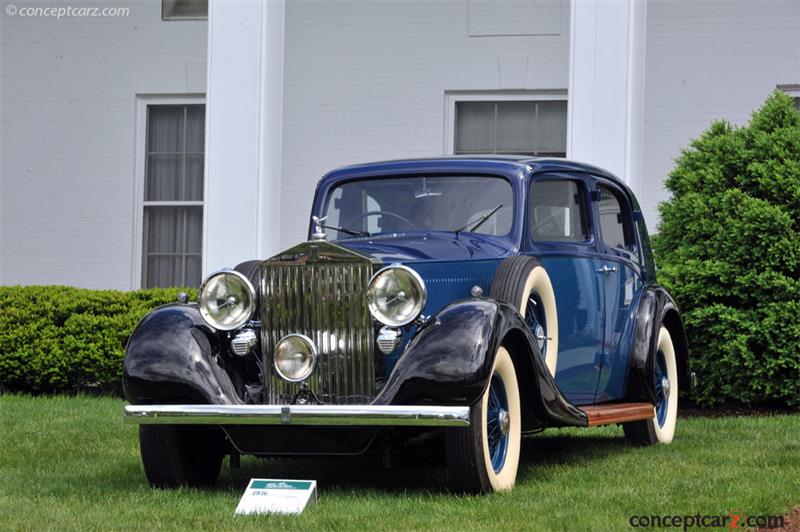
<box><xmin>490</xmin><ymin>256</ymin><xmax>559</xmax><ymax>376</ymax></box>
<box><xmin>446</xmin><ymin>346</ymin><xmax>522</xmax><ymax>493</ymax></box>
<box><xmin>623</xmin><ymin>326</ymin><xmax>679</xmax><ymax>445</ymax></box>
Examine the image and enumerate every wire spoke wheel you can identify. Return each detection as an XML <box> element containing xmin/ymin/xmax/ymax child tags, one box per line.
<box><xmin>490</xmin><ymin>256</ymin><xmax>558</xmax><ymax>376</ymax></box>
<box><xmin>623</xmin><ymin>326</ymin><xmax>678</xmax><ymax>445</ymax></box>
<box><xmin>654</xmin><ymin>351</ymin><xmax>669</xmax><ymax>427</ymax></box>
<box><xmin>486</xmin><ymin>374</ymin><xmax>510</xmax><ymax>472</ymax></box>
<box><xmin>525</xmin><ymin>293</ymin><xmax>548</xmax><ymax>358</ymax></box>
<box><xmin>445</xmin><ymin>346</ymin><xmax>521</xmax><ymax>493</ymax></box>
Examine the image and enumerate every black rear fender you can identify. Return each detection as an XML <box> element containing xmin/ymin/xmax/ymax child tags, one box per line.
<box><xmin>626</xmin><ymin>286</ymin><xmax>692</xmax><ymax>403</ymax></box>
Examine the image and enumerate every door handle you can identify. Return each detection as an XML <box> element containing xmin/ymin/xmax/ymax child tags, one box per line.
<box><xmin>597</xmin><ymin>264</ymin><xmax>618</xmax><ymax>275</ymax></box>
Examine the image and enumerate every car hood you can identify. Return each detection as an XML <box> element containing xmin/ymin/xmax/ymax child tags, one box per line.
<box><xmin>336</xmin><ymin>232</ymin><xmax>515</xmax><ymax>263</ymax></box>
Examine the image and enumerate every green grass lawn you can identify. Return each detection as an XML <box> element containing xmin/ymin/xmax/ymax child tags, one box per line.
<box><xmin>1</xmin><ymin>395</ymin><xmax>798</xmax><ymax>531</ymax></box>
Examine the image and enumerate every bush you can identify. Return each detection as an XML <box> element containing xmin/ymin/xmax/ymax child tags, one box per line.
<box><xmin>0</xmin><ymin>286</ymin><xmax>195</xmax><ymax>395</ymax></box>
<box><xmin>654</xmin><ymin>91</ymin><xmax>800</xmax><ymax>408</ymax></box>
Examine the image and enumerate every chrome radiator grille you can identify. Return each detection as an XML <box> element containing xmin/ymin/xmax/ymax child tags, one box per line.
<box><xmin>260</xmin><ymin>242</ymin><xmax>377</xmax><ymax>405</ymax></box>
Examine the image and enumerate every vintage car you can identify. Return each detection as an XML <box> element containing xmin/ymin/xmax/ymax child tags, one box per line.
<box><xmin>123</xmin><ymin>157</ymin><xmax>692</xmax><ymax>493</ymax></box>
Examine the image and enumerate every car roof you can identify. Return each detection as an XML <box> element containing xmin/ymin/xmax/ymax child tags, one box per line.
<box><xmin>319</xmin><ymin>155</ymin><xmax>633</xmax><ymax>197</ymax></box>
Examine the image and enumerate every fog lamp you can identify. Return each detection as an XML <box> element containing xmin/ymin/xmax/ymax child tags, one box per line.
<box><xmin>274</xmin><ymin>334</ymin><xmax>317</xmax><ymax>383</ymax></box>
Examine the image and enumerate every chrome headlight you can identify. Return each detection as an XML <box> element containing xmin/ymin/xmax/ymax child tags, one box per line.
<box><xmin>274</xmin><ymin>334</ymin><xmax>317</xmax><ymax>382</ymax></box>
<box><xmin>198</xmin><ymin>270</ymin><xmax>256</xmax><ymax>331</ymax></box>
<box><xmin>367</xmin><ymin>265</ymin><xmax>427</xmax><ymax>327</ymax></box>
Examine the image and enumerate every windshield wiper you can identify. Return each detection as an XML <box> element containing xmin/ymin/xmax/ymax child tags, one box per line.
<box><xmin>454</xmin><ymin>203</ymin><xmax>503</xmax><ymax>236</ymax></box>
<box><xmin>320</xmin><ymin>223</ymin><xmax>371</xmax><ymax>238</ymax></box>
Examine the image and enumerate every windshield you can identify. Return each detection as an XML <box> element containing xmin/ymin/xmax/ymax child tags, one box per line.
<box><xmin>322</xmin><ymin>175</ymin><xmax>514</xmax><ymax>240</ymax></box>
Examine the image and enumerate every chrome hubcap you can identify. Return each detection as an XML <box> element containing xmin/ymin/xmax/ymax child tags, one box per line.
<box><xmin>534</xmin><ymin>324</ymin><xmax>545</xmax><ymax>351</ymax></box>
<box><xmin>526</xmin><ymin>294</ymin><xmax>548</xmax><ymax>357</ymax></box>
<box><xmin>661</xmin><ymin>376</ymin><xmax>670</xmax><ymax>399</ymax></box>
<box><xmin>498</xmin><ymin>409</ymin><xmax>510</xmax><ymax>436</ymax></box>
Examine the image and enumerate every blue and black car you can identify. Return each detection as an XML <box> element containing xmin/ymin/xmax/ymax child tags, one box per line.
<box><xmin>123</xmin><ymin>156</ymin><xmax>692</xmax><ymax>493</ymax></box>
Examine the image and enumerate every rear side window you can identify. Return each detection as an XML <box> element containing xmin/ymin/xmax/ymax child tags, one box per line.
<box><xmin>530</xmin><ymin>180</ymin><xmax>589</xmax><ymax>242</ymax></box>
<box><xmin>597</xmin><ymin>185</ymin><xmax>635</xmax><ymax>252</ymax></box>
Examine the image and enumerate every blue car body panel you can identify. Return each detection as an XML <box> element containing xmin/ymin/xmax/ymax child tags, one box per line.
<box><xmin>534</xmin><ymin>255</ymin><xmax>605</xmax><ymax>404</ymax></box>
<box><xmin>381</xmin><ymin>258</ymin><xmax>502</xmax><ymax>375</ymax></box>
<box><xmin>309</xmin><ymin>156</ymin><xmax>668</xmax><ymax>407</ymax></box>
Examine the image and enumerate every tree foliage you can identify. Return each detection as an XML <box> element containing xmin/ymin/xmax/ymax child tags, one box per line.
<box><xmin>654</xmin><ymin>91</ymin><xmax>800</xmax><ymax>408</ymax></box>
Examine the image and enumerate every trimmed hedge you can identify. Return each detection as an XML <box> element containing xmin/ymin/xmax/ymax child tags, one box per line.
<box><xmin>654</xmin><ymin>91</ymin><xmax>800</xmax><ymax>408</ymax></box>
<box><xmin>0</xmin><ymin>286</ymin><xmax>194</xmax><ymax>394</ymax></box>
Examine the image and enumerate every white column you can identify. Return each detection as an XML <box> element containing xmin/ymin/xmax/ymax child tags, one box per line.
<box><xmin>567</xmin><ymin>0</ymin><xmax>647</xmax><ymax>193</ymax></box>
<box><xmin>203</xmin><ymin>0</ymin><xmax>285</xmax><ymax>274</ymax></box>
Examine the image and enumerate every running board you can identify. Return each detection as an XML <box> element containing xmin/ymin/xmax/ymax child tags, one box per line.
<box><xmin>581</xmin><ymin>403</ymin><xmax>655</xmax><ymax>426</ymax></box>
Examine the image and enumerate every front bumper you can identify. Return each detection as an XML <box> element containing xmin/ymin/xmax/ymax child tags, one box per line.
<box><xmin>124</xmin><ymin>404</ymin><xmax>470</xmax><ymax>427</ymax></box>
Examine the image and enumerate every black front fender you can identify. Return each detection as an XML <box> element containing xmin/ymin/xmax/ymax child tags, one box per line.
<box><xmin>373</xmin><ymin>298</ymin><xmax>587</xmax><ymax>429</ymax></box>
<box><xmin>123</xmin><ymin>303</ymin><xmax>242</xmax><ymax>406</ymax></box>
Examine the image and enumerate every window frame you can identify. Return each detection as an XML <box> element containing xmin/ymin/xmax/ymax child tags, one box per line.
<box><xmin>593</xmin><ymin>179</ymin><xmax>640</xmax><ymax>263</ymax></box>
<box><xmin>132</xmin><ymin>94</ymin><xmax>206</xmax><ymax>289</ymax></box>
<box><xmin>443</xmin><ymin>91</ymin><xmax>568</xmax><ymax>155</ymax></box>
<box><xmin>528</xmin><ymin>177</ymin><xmax>592</xmax><ymax>245</ymax></box>
<box><xmin>777</xmin><ymin>84</ymin><xmax>800</xmax><ymax>110</ymax></box>
<box><xmin>161</xmin><ymin>0</ymin><xmax>208</xmax><ymax>21</ymax></box>
<box><xmin>525</xmin><ymin>173</ymin><xmax>596</xmax><ymax>250</ymax></box>
<box><xmin>320</xmin><ymin>173</ymin><xmax>517</xmax><ymax>240</ymax></box>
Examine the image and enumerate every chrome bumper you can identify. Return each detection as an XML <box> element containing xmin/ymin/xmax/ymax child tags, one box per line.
<box><xmin>124</xmin><ymin>404</ymin><xmax>470</xmax><ymax>427</ymax></box>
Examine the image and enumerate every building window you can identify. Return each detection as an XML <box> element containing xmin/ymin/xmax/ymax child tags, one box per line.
<box><xmin>454</xmin><ymin>99</ymin><xmax>567</xmax><ymax>156</ymax></box>
<box><xmin>142</xmin><ymin>104</ymin><xmax>205</xmax><ymax>288</ymax></box>
<box><xmin>777</xmin><ymin>84</ymin><xmax>800</xmax><ymax>110</ymax></box>
<box><xmin>162</xmin><ymin>0</ymin><xmax>207</xmax><ymax>20</ymax></box>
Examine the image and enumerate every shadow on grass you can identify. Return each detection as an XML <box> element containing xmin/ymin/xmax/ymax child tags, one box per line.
<box><xmin>517</xmin><ymin>430</ymin><xmax>627</xmax><ymax>484</ymax></box>
<box><xmin>56</xmin><ymin>433</ymin><xmax>626</xmax><ymax>499</ymax></box>
<box><xmin>51</xmin><ymin>423</ymin><xmax>629</xmax><ymax>498</ymax></box>
<box><xmin>207</xmin><ymin>429</ymin><xmax>629</xmax><ymax>495</ymax></box>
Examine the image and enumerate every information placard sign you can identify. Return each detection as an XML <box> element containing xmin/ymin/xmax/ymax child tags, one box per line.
<box><xmin>235</xmin><ymin>479</ymin><xmax>317</xmax><ymax>515</ymax></box>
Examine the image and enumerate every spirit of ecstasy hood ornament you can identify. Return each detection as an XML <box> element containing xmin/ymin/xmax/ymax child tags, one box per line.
<box><xmin>311</xmin><ymin>215</ymin><xmax>327</xmax><ymax>241</ymax></box>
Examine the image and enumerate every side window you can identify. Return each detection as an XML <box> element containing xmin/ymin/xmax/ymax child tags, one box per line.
<box><xmin>530</xmin><ymin>180</ymin><xmax>589</xmax><ymax>242</ymax></box>
<box><xmin>597</xmin><ymin>185</ymin><xmax>635</xmax><ymax>252</ymax></box>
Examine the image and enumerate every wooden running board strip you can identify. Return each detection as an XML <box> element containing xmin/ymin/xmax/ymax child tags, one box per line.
<box><xmin>581</xmin><ymin>402</ymin><xmax>655</xmax><ymax>426</ymax></box>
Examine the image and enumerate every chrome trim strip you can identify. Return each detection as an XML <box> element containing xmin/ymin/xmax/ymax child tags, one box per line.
<box><xmin>124</xmin><ymin>404</ymin><xmax>470</xmax><ymax>427</ymax></box>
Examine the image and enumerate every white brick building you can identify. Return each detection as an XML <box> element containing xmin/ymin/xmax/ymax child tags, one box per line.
<box><xmin>1</xmin><ymin>0</ymin><xmax>798</xmax><ymax>289</ymax></box>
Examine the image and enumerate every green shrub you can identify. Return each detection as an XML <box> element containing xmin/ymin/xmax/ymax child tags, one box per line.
<box><xmin>654</xmin><ymin>91</ymin><xmax>800</xmax><ymax>408</ymax></box>
<box><xmin>0</xmin><ymin>286</ymin><xmax>195</xmax><ymax>394</ymax></box>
